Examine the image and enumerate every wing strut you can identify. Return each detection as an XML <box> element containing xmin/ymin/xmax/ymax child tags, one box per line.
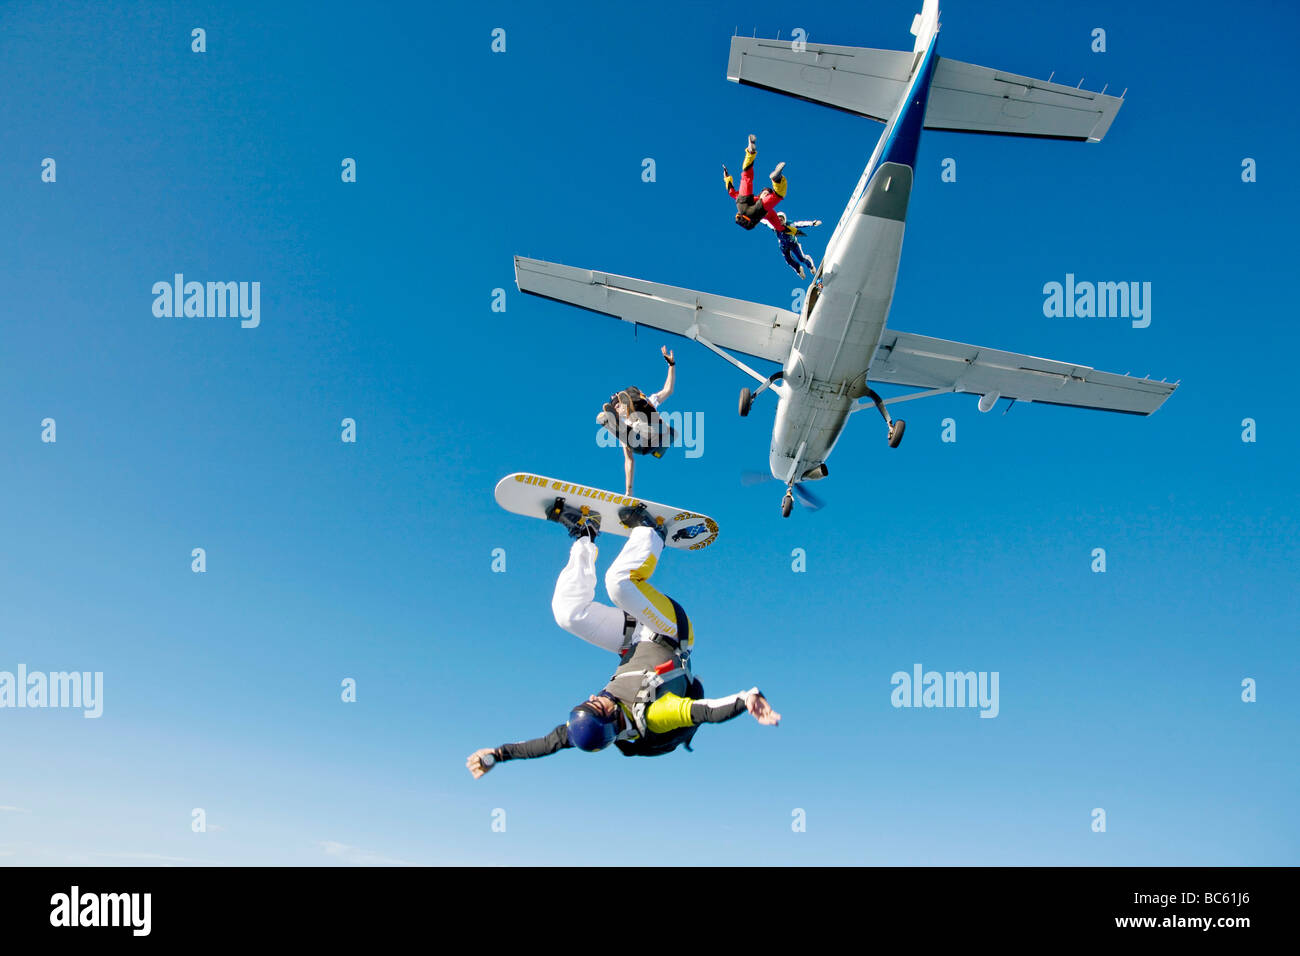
<box><xmin>848</xmin><ymin>385</ymin><xmax>955</xmax><ymax>411</ymax></box>
<box><xmin>692</xmin><ymin>328</ymin><xmax>788</xmax><ymax>394</ymax></box>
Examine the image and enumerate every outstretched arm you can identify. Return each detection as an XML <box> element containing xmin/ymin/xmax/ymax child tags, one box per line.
<box><xmin>693</xmin><ymin>688</ymin><xmax>780</xmax><ymax>726</ymax></box>
<box><xmin>467</xmin><ymin>724</ymin><xmax>572</xmax><ymax>778</ymax></box>
<box><xmin>648</xmin><ymin>346</ymin><xmax>675</xmax><ymax>406</ymax></box>
<box><xmin>643</xmin><ymin>689</ymin><xmax>780</xmax><ymax>733</ymax></box>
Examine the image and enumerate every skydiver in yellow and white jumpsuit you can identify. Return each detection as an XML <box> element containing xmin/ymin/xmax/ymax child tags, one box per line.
<box><xmin>465</xmin><ymin>502</ymin><xmax>780</xmax><ymax>776</ymax></box>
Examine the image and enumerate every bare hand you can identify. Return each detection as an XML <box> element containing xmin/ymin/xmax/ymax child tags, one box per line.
<box><xmin>661</xmin><ymin>345</ymin><xmax>674</xmax><ymax>365</ymax></box>
<box><xmin>747</xmin><ymin>691</ymin><xmax>781</xmax><ymax>726</ymax></box>
<box><xmin>466</xmin><ymin>748</ymin><xmax>497</xmax><ymax>779</ymax></box>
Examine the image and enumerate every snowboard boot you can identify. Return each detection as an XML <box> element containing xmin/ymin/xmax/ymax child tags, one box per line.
<box><xmin>618</xmin><ymin>502</ymin><xmax>666</xmax><ymax>542</ymax></box>
<box><xmin>546</xmin><ymin>497</ymin><xmax>601</xmax><ymax>541</ymax></box>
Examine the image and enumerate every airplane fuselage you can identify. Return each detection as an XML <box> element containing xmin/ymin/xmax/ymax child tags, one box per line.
<box><xmin>769</xmin><ymin>35</ymin><xmax>940</xmax><ymax>484</ymax></box>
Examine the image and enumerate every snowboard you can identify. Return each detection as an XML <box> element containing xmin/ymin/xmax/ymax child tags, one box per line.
<box><xmin>494</xmin><ymin>472</ymin><xmax>719</xmax><ymax>551</ymax></box>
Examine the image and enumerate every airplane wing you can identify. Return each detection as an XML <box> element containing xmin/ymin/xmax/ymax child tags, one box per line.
<box><xmin>869</xmin><ymin>329</ymin><xmax>1177</xmax><ymax>415</ymax></box>
<box><xmin>514</xmin><ymin>256</ymin><xmax>797</xmax><ymax>364</ymax></box>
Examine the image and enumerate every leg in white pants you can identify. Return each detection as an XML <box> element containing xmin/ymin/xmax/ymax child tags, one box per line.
<box><xmin>604</xmin><ymin>527</ymin><xmax>692</xmax><ymax>646</ymax></box>
<box><xmin>551</xmin><ymin>538</ymin><xmax>628</xmax><ymax>653</ymax></box>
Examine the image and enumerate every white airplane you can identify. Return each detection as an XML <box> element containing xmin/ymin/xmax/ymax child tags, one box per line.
<box><xmin>515</xmin><ymin>1</ymin><xmax>1177</xmax><ymax>517</ymax></box>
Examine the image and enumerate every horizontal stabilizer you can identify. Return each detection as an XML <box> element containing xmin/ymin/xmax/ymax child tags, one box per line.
<box><xmin>514</xmin><ymin>256</ymin><xmax>796</xmax><ymax>365</ymax></box>
<box><xmin>925</xmin><ymin>57</ymin><xmax>1123</xmax><ymax>142</ymax></box>
<box><xmin>728</xmin><ymin>36</ymin><xmax>1123</xmax><ymax>143</ymax></box>
<box><xmin>727</xmin><ymin>37</ymin><xmax>916</xmax><ymax>122</ymax></box>
<box><xmin>870</xmin><ymin>329</ymin><xmax>1176</xmax><ymax>415</ymax></box>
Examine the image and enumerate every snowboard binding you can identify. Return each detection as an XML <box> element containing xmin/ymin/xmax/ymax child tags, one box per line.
<box><xmin>546</xmin><ymin>497</ymin><xmax>601</xmax><ymax>541</ymax></box>
<box><xmin>618</xmin><ymin>502</ymin><xmax>666</xmax><ymax>542</ymax></box>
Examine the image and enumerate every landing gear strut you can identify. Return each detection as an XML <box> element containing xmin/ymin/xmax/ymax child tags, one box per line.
<box><xmin>739</xmin><ymin>371</ymin><xmax>784</xmax><ymax>418</ymax></box>
<box><xmin>863</xmin><ymin>386</ymin><xmax>906</xmax><ymax>448</ymax></box>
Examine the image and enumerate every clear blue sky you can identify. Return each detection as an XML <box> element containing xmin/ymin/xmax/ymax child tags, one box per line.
<box><xmin>1</xmin><ymin>0</ymin><xmax>1296</xmax><ymax>865</ymax></box>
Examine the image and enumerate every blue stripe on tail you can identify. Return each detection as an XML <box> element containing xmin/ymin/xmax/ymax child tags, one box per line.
<box><xmin>880</xmin><ymin>35</ymin><xmax>940</xmax><ymax>170</ymax></box>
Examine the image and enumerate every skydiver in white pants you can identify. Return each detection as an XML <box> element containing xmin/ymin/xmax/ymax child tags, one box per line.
<box><xmin>465</xmin><ymin>501</ymin><xmax>779</xmax><ymax>775</ymax></box>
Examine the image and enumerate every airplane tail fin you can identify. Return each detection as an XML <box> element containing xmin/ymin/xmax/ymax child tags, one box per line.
<box><xmin>910</xmin><ymin>0</ymin><xmax>940</xmax><ymax>53</ymax></box>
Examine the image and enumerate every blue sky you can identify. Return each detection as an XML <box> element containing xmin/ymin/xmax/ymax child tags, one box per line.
<box><xmin>1</xmin><ymin>0</ymin><xmax>1296</xmax><ymax>865</ymax></box>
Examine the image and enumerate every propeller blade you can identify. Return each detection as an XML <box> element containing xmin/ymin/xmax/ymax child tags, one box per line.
<box><xmin>793</xmin><ymin>484</ymin><xmax>825</xmax><ymax>511</ymax></box>
<box><xmin>742</xmin><ymin>469</ymin><xmax>828</xmax><ymax>511</ymax></box>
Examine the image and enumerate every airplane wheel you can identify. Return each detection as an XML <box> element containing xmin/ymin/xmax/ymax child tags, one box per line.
<box><xmin>739</xmin><ymin>387</ymin><xmax>752</xmax><ymax>418</ymax></box>
<box><xmin>889</xmin><ymin>419</ymin><xmax>906</xmax><ymax>448</ymax></box>
<box><xmin>781</xmin><ymin>494</ymin><xmax>793</xmax><ymax>518</ymax></box>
